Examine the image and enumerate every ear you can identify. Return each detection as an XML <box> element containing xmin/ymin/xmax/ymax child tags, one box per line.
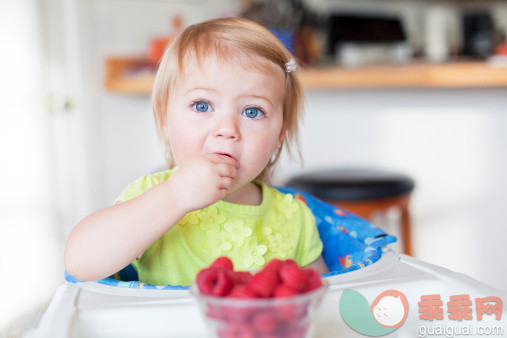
<box><xmin>278</xmin><ymin>126</ymin><xmax>284</xmax><ymax>144</ymax></box>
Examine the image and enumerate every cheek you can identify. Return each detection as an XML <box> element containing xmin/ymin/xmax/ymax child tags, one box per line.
<box><xmin>169</xmin><ymin>133</ymin><xmax>202</xmax><ymax>161</ymax></box>
<box><xmin>167</xmin><ymin>132</ymin><xmax>185</xmax><ymax>160</ymax></box>
<box><xmin>269</xmin><ymin>119</ymin><xmax>284</xmax><ymax>153</ymax></box>
<box><xmin>166</xmin><ymin>117</ymin><xmax>199</xmax><ymax>163</ymax></box>
<box><xmin>249</xmin><ymin>126</ymin><xmax>283</xmax><ymax>162</ymax></box>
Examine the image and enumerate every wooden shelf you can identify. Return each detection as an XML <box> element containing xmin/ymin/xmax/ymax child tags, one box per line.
<box><xmin>105</xmin><ymin>57</ymin><xmax>156</xmax><ymax>95</ymax></box>
<box><xmin>104</xmin><ymin>57</ymin><xmax>507</xmax><ymax>94</ymax></box>
<box><xmin>302</xmin><ymin>61</ymin><xmax>507</xmax><ymax>89</ymax></box>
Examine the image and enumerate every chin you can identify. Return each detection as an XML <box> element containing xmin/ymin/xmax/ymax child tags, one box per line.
<box><xmin>229</xmin><ymin>176</ymin><xmax>256</xmax><ymax>192</ymax></box>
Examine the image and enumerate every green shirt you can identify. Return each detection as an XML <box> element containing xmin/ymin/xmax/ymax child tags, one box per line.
<box><xmin>115</xmin><ymin>169</ymin><xmax>323</xmax><ymax>286</ymax></box>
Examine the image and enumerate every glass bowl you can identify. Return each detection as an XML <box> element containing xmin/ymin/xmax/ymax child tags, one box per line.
<box><xmin>190</xmin><ymin>278</ymin><xmax>328</xmax><ymax>338</ymax></box>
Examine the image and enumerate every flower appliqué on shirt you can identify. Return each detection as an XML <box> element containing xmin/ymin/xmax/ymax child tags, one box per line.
<box><xmin>260</xmin><ymin>227</ymin><xmax>291</xmax><ymax>258</ymax></box>
<box><xmin>179</xmin><ymin>211</ymin><xmax>199</xmax><ymax>225</ymax></box>
<box><xmin>267</xmin><ymin>232</ymin><xmax>292</xmax><ymax>258</ymax></box>
<box><xmin>269</xmin><ymin>212</ymin><xmax>289</xmax><ymax>237</ymax></box>
<box><xmin>260</xmin><ymin>226</ymin><xmax>273</xmax><ymax>238</ymax></box>
<box><xmin>224</xmin><ymin>219</ymin><xmax>253</xmax><ymax>247</ymax></box>
<box><xmin>241</xmin><ymin>243</ymin><xmax>268</xmax><ymax>268</ymax></box>
<box><xmin>204</xmin><ymin>231</ymin><xmax>233</xmax><ymax>257</ymax></box>
<box><xmin>197</xmin><ymin>206</ymin><xmax>226</xmax><ymax>234</ymax></box>
<box><xmin>276</xmin><ymin>194</ymin><xmax>300</xmax><ymax>219</ymax></box>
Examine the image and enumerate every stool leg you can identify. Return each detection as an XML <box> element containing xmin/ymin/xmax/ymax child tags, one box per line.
<box><xmin>401</xmin><ymin>205</ymin><xmax>412</xmax><ymax>256</ymax></box>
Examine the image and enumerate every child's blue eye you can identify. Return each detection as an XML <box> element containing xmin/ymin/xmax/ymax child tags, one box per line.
<box><xmin>193</xmin><ymin>101</ymin><xmax>212</xmax><ymax>112</ymax></box>
<box><xmin>242</xmin><ymin>107</ymin><xmax>264</xmax><ymax>119</ymax></box>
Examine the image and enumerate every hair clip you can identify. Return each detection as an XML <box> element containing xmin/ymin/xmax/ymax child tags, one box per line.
<box><xmin>285</xmin><ymin>58</ymin><xmax>297</xmax><ymax>73</ymax></box>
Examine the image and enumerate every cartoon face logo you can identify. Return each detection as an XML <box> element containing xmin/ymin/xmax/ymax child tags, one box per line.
<box><xmin>371</xmin><ymin>290</ymin><xmax>409</xmax><ymax>327</ymax></box>
<box><xmin>340</xmin><ymin>289</ymin><xmax>409</xmax><ymax>336</ymax></box>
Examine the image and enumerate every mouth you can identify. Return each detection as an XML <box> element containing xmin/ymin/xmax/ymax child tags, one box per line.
<box><xmin>213</xmin><ymin>152</ymin><xmax>237</xmax><ymax>161</ymax></box>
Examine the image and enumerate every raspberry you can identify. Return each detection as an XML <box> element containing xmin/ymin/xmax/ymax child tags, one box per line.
<box><xmin>274</xmin><ymin>286</ymin><xmax>308</xmax><ymax>322</ymax></box>
<box><xmin>263</xmin><ymin>259</ymin><xmax>284</xmax><ymax>274</ymax></box>
<box><xmin>276</xmin><ymin>302</ymin><xmax>307</xmax><ymax>323</ymax></box>
<box><xmin>210</xmin><ymin>256</ymin><xmax>234</xmax><ymax>270</ymax></box>
<box><xmin>223</xmin><ymin>311</ymin><xmax>250</xmax><ymax>324</ymax></box>
<box><xmin>247</xmin><ymin>270</ymin><xmax>279</xmax><ymax>298</ymax></box>
<box><xmin>205</xmin><ymin>303</ymin><xmax>226</xmax><ymax>320</ymax></box>
<box><xmin>196</xmin><ymin>268</ymin><xmax>233</xmax><ymax>296</ymax></box>
<box><xmin>258</xmin><ymin>334</ymin><xmax>279</xmax><ymax>338</ymax></box>
<box><xmin>273</xmin><ymin>284</ymin><xmax>299</xmax><ymax>298</ymax></box>
<box><xmin>222</xmin><ymin>286</ymin><xmax>257</xmax><ymax>322</ymax></box>
<box><xmin>229</xmin><ymin>271</ymin><xmax>252</xmax><ymax>285</ymax></box>
<box><xmin>223</xmin><ymin>304</ymin><xmax>254</xmax><ymax>323</ymax></box>
<box><xmin>228</xmin><ymin>285</ymin><xmax>257</xmax><ymax>299</ymax></box>
<box><xmin>303</xmin><ymin>268</ymin><xmax>322</xmax><ymax>292</ymax></box>
<box><xmin>252</xmin><ymin>311</ymin><xmax>280</xmax><ymax>333</ymax></box>
<box><xmin>279</xmin><ymin>260</ymin><xmax>307</xmax><ymax>293</ymax></box>
<box><xmin>217</xmin><ymin>322</ymin><xmax>255</xmax><ymax>338</ymax></box>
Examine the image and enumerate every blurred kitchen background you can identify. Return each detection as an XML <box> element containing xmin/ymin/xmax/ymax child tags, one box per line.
<box><xmin>1</xmin><ymin>0</ymin><xmax>507</xmax><ymax>335</ymax></box>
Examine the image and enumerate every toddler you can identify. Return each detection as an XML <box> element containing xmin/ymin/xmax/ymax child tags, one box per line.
<box><xmin>64</xmin><ymin>17</ymin><xmax>328</xmax><ymax>286</ymax></box>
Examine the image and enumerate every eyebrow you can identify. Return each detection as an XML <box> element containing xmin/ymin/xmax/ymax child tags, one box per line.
<box><xmin>184</xmin><ymin>87</ymin><xmax>218</xmax><ymax>96</ymax></box>
<box><xmin>240</xmin><ymin>94</ymin><xmax>275</xmax><ymax>109</ymax></box>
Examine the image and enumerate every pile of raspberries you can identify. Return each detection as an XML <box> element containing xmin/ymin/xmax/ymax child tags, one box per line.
<box><xmin>194</xmin><ymin>257</ymin><xmax>324</xmax><ymax>337</ymax></box>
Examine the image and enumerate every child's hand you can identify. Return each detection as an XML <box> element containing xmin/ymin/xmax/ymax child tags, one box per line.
<box><xmin>168</xmin><ymin>154</ymin><xmax>239</xmax><ymax>213</ymax></box>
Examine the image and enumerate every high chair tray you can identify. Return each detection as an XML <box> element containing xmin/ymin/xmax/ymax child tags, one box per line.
<box><xmin>27</xmin><ymin>251</ymin><xmax>506</xmax><ymax>338</ymax></box>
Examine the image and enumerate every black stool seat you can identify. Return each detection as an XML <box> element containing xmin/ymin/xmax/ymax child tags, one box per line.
<box><xmin>285</xmin><ymin>168</ymin><xmax>415</xmax><ymax>201</ymax></box>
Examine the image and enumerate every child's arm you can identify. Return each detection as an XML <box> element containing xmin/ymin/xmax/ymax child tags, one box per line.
<box><xmin>305</xmin><ymin>255</ymin><xmax>329</xmax><ymax>274</ymax></box>
<box><xmin>64</xmin><ymin>154</ymin><xmax>238</xmax><ymax>281</ymax></box>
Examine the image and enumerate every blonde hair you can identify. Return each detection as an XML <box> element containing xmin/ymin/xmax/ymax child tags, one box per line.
<box><xmin>152</xmin><ymin>17</ymin><xmax>304</xmax><ymax>183</ymax></box>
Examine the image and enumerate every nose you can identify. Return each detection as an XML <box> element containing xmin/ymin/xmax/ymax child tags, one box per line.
<box><xmin>213</xmin><ymin>115</ymin><xmax>240</xmax><ymax>141</ymax></box>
